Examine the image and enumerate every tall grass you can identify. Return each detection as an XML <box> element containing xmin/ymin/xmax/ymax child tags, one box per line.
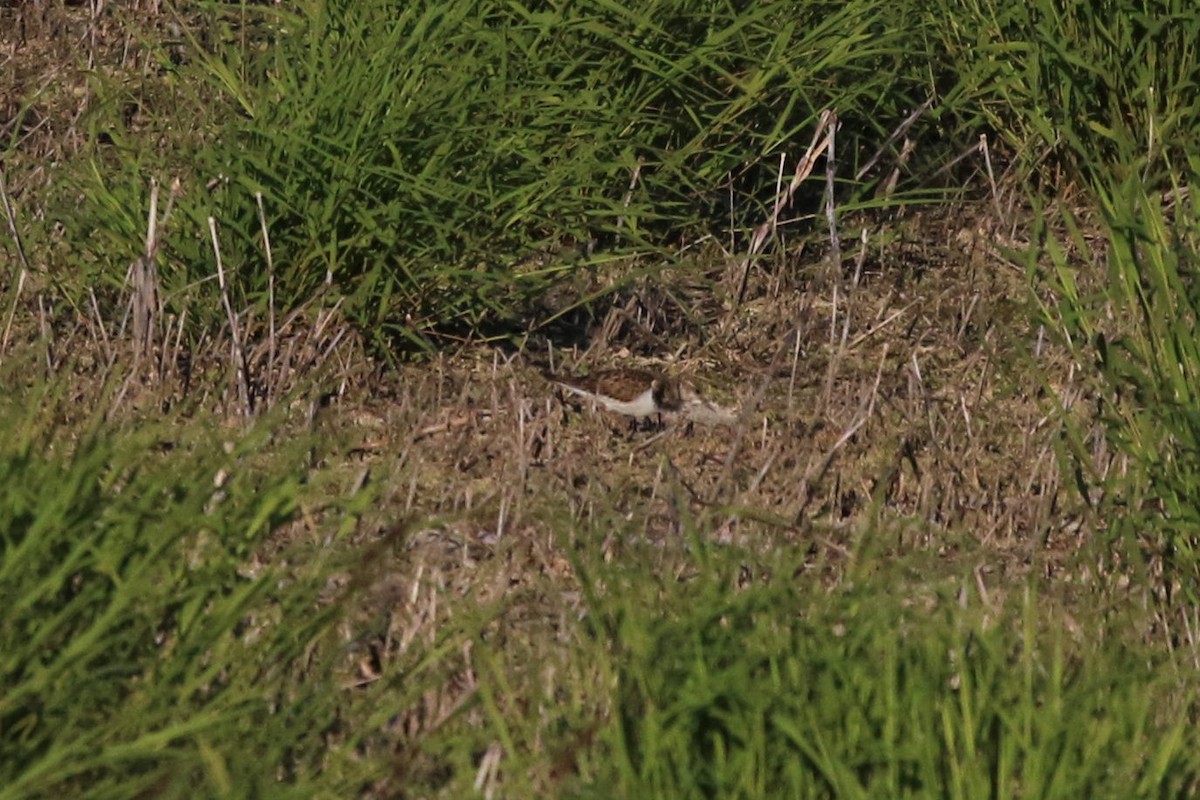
<box><xmin>54</xmin><ymin>0</ymin><xmax>936</xmax><ymax>350</ymax></box>
<box><xmin>1039</xmin><ymin>176</ymin><xmax>1200</xmax><ymax>594</ymax></box>
<box><xmin>928</xmin><ymin>0</ymin><xmax>1200</xmax><ymax>588</ymax></box>
<box><xmin>463</xmin><ymin>536</ymin><xmax>1200</xmax><ymax>799</ymax></box>
<box><xmin>0</xmin><ymin>390</ymin><xmax>360</xmax><ymax>797</ymax></box>
<box><xmin>5</xmin><ymin>412</ymin><xmax>1198</xmax><ymax>798</ymax></box>
<box><xmin>926</xmin><ymin>0</ymin><xmax>1200</xmax><ymax>184</ymax></box>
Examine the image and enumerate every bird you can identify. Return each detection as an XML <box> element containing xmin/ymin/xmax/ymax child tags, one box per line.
<box><xmin>542</xmin><ymin>367</ymin><xmax>683</xmax><ymax>418</ymax></box>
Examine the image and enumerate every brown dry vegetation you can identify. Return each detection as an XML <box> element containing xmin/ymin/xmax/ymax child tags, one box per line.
<box><xmin>261</xmin><ymin>202</ymin><xmax>1116</xmax><ymax>794</ymax></box>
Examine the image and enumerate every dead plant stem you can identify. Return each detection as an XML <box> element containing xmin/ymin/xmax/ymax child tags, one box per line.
<box><xmin>209</xmin><ymin>217</ymin><xmax>252</xmax><ymax>418</ymax></box>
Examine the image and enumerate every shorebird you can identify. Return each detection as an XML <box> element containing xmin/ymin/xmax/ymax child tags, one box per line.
<box><xmin>542</xmin><ymin>367</ymin><xmax>683</xmax><ymax>418</ymax></box>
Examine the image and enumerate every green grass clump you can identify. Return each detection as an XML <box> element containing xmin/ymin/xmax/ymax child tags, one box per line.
<box><xmin>57</xmin><ymin>0</ymin><xmax>935</xmax><ymax>349</ymax></box>
<box><xmin>559</xmin><ymin>547</ymin><xmax>1200</xmax><ymax>799</ymax></box>
<box><xmin>926</xmin><ymin>0</ymin><xmax>1200</xmax><ymax>185</ymax></box>
<box><xmin>0</xmin><ymin>399</ymin><xmax>355</xmax><ymax>798</ymax></box>
<box><xmin>934</xmin><ymin>0</ymin><xmax>1200</xmax><ymax>589</ymax></box>
<box><xmin>1036</xmin><ymin>174</ymin><xmax>1200</xmax><ymax>594</ymax></box>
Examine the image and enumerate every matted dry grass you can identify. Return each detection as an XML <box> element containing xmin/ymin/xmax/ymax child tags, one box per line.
<box><xmin>198</xmin><ymin>199</ymin><xmax>1090</xmax><ymax>670</ymax></box>
<box><xmin>294</xmin><ymin>201</ymin><xmax>1086</xmax><ymax>555</ymax></box>
<box><xmin>186</xmin><ymin>199</ymin><xmax>1105</xmax><ymax>793</ymax></box>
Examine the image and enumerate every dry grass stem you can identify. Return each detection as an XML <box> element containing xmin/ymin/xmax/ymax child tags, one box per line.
<box><xmin>823</xmin><ymin>110</ymin><xmax>842</xmax><ymax>296</ymax></box>
<box><xmin>795</xmin><ymin>342</ymin><xmax>889</xmax><ymax>525</ymax></box>
<box><xmin>129</xmin><ymin>179</ymin><xmax>162</xmax><ymax>355</ymax></box>
<box><xmin>982</xmin><ymin>134</ymin><xmax>1005</xmax><ymax>225</ymax></box>
<box><xmin>855</xmin><ymin>96</ymin><xmax>934</xmax><ymax>181</ymax></box>
<box><xmin>209</xmin><ymin>217</ymin><xmax>252</xmax><ymax>418</ymax></box>
<box><xmin>736</xmin><ymin>110</ymin><xmax>837</xmax><ymax>304</ymax></box>
<box><xmin>0</xmin><ymin>169</ymin><xmax>30</xmax><ymax>358</ymax></box>
<box><xmin>255</xmin><ymin>192</ymin><xmax>277</xmax><ymax>409</ymax></box>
